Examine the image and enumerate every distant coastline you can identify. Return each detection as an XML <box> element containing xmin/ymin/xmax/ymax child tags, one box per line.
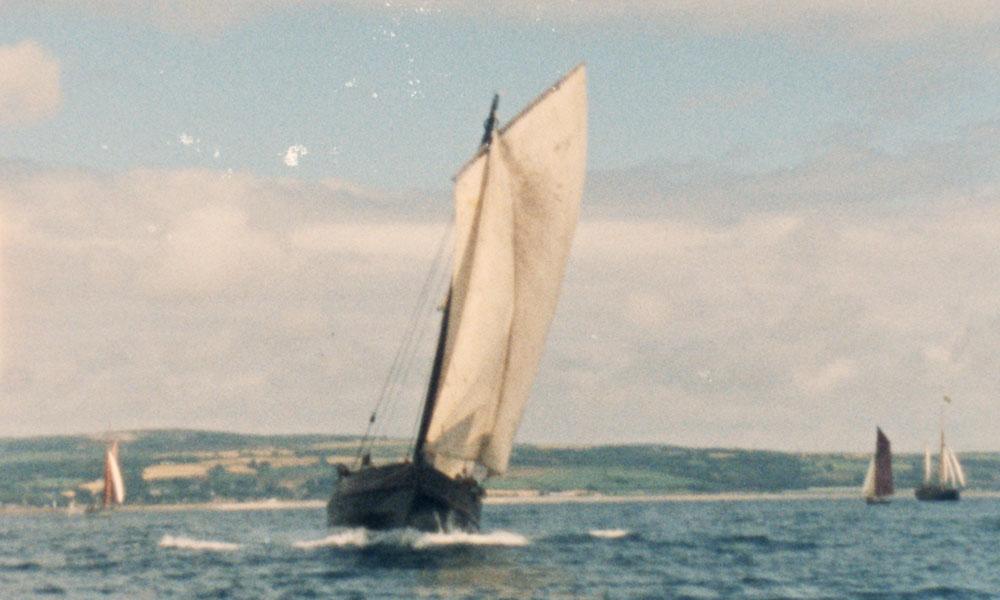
<box><xmin>5</xmin><ymin>430</ymin><xmax>1000</xmax><ymax>509</ymax></box>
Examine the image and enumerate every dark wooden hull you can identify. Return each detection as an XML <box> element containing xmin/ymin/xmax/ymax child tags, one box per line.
<box><xmin>915</xmin><ymin>485</ymin><xmax>960</xmax><ymax>502</ymax></box>
<box><xmin>327</xmin><ymin>462</ymin><xmax>483</xmax><ymax>532</ymax></box>
<box><xmin>865</xmin><ymin>496</ymin><xmax>891</xmax><ymax>505</ymax></box>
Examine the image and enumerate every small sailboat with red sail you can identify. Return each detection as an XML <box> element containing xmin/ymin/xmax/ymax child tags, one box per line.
<box><xmin>861</xmin><ymin>427</ymin><xmax>893</xmax><ymax>504</ymax></box>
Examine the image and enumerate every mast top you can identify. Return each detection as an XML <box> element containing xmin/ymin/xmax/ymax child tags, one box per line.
<box><xmin>480</xmin><ymin>93</ymin><xmax>499</xmax><ymax>147</ymax></box>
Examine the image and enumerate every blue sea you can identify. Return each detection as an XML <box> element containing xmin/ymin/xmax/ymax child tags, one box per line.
<box><xmin>2</xmin><ymin>498</ymin><xmax>999</xmax><ymax>598</ymax></box>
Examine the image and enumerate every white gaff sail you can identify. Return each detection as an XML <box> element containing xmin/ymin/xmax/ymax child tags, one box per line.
<box><xmin>939</xmin><ymin>445</ymin><xmax>952</xmax><ymax>487</ymax></box>
<box><xmin>945</xmin><ymin>446</ymin><xmax>966</xmax><ymax>487</ymax></box>
<box><xmin>861</xmin><ymin>458</ymin><xmax>876</xmax><ymax>497</ymax></box>
<box><xmin>424</xmin><ymin>65</ymin><xmax>588</xmax><ymax>478</ymax></box>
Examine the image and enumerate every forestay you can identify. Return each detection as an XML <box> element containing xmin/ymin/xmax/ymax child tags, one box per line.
<box><xmin>423</xmin><ymin>65</ymin><xmax>588</xmax><ymax>478</ymax></box>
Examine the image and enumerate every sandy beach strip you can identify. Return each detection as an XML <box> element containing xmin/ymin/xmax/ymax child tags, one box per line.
<box><xmin>6</xmin><ymin>488</ymin><xmax>1000</xmax><ymax>515</ymax></box>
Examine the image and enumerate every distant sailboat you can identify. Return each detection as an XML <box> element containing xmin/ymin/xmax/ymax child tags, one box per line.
<box><xmin>100</xmin><ymin>441</ymin><xmax>126</xmax><ymax>509</ymax></box>
<box><xmin>327</xmin><ymin>65</ymin><xmax>587</xmax><ymax>532</ymax></box>
<box><xmin>862</xmin><ymin>427</ymin><xmax>893</xmax><ymax>504</ymax></box>
<box><xmin>915</xmin><ymin>397</ymin><xmax>965</xmax><ymax>501</ymax></box>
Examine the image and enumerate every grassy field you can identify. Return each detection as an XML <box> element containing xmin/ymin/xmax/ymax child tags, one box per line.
<box><xmin>2</xmin><ymin>430</ymin><xmax>999</xmax><ymax>507</ymax></box>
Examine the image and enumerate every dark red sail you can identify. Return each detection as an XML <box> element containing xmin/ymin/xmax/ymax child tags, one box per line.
<box><xmin>875</xmin><ymin>427</ymin><xmax>894</xmax><ymax>496</ymax></box>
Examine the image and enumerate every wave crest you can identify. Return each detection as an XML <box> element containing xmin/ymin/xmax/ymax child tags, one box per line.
<box><xmin>158</xmin><ymin>535</ymin><xmax>240</xmax><ymax>552</ymax></box>
<box><xmin>589</xmin><ymin>529</ymin><xmax>632</xmax><ymax>539</ymax></box>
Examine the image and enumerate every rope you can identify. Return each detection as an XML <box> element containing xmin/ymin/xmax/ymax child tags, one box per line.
<box><xmin>400</xmin><ymin>250</ymin><xmax>454</xmax><ymax>460</ymax></box>
<box><xmin>353</xmin><ymin>220</ymin><xmax>453</xmax><ymax>466</ymax></box>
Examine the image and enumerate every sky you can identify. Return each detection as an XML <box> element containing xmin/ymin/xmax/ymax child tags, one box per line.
<box><xmin>2</xmin><ymin>1</ymin><xmax>1000</xmax><ymax>452</ymax></box>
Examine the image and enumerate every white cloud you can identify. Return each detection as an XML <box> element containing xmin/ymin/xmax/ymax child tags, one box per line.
<box><xmin>147</xmin><ymin>204</ymin><xmax>284</xmax><ymax>295</ymax></box>
<box><xmin>283</xmin><ymin>144</ymin><xmax>308</xmax><ymax>167</ymax></box>
<box><xmin>3</xmin><ymin>131</ymin><xmax>1000</xmax><ymax>449</ymax></box>
<box><xmin>795</xmin><ymin>358</ymin><xmax>858</xmax><ymax>394</ymax></box>
<box><xmin>0</xmin><ymin>40</ymin><xmax>61</xmax><ymax>126</ymax></box>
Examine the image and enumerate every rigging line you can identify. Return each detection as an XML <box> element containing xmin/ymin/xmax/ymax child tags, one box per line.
<box><xmin>401</xmin><ymin>246</ymin><xmax>455</xmax><ymax>460</ymax></box>
<box><xmin>369</xmin><ymin>221</ymin><xmax>453</xmax><ymax>446</ymax></box>
<box><xmin>382</xmin><ymin>224</ymin><xmax>453</xmax><ymax>442</ymax></box>
<box><xmin>354</xmin><ymin>219</ymin><xmax>453</xmax><ymax>465</ymax></box>
<box><xmin>357</xmin><ymin>226</ymin><xmax>449</xmax><ymax>464</ymax></box>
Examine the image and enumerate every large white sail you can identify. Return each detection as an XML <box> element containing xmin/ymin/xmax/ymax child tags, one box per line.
<box><xmin>424</xmin><ymin>65</ymin><xmax>588</xmax><ymax>477</ymax></box>
<box><xmin>923</xmin><ymin>445</ymin><xmax>932</xmax><ymax>484</ymax></box>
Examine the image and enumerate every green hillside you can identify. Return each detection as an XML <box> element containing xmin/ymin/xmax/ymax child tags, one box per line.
<box><xmin>1</xmin><ymin>430</ymin><xmax>998</xmax><ymax>507</ymax></box>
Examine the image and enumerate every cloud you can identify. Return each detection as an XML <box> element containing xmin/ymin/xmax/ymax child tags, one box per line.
<box><xmin>0</xmin><ymin>40</ymin><xmax>61</xmax><ymax>126</ymax></box>
<box><xmin>3</xmin><ymin>129</ymin><xmax>1000</xmax><ymax>450</ymax></box>
<box><xmin>0</xmin><ymin>165</ymin><xmax>444</xmax><ymax>437</ymax></box>
<box><xmin>147</xmin><ymin>204</ymin><xmax>284</xmax><ymax>295</ymax></box>
<box><xmin>586</xmin><ymin>122</ymin><xmax>1000</xmax><ymax>222</ymax></box>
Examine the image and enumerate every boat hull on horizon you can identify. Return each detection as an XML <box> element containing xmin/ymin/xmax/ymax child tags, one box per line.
<box><xmin>865</xmin><ymin>496</ymin><xmax>891</xmax><ymax>505</ymax></box>
<box><xmin>915</xmin><ymin>485</ymin><xmax>960</xmax><ymax>502</ymax></box>
<box><xmin>327</xmin><ymin>462</ymin><xmax>483</xmax><ymax>532</ymax></box>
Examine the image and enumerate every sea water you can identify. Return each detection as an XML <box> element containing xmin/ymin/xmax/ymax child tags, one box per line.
<box><xmin>2</xmin><ymin>498</ymin><xmax>999</xmax><ymax>598</ymax></box>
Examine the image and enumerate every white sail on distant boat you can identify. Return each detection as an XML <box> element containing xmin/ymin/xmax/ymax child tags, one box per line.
<box><xmin>102</xmin><ymin>440</ymin><xmax>126</xmax><ymax>509</ymax></box>
<box><xmin>915</xmin><ymin>396</ymin><xmax>964</xmax><ymax>501</ymax></box>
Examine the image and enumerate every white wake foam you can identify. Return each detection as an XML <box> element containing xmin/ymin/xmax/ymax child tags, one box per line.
<box><xmin>589</xmin><ymin>529</ymin><xmax>631</xmax><ymax>539</ymax></box>
<box><xmin>412</xmin><ymin>530</ymin><xmax>528</xmax><ymax>548</ymax></box>
<box><xmin>158</xmin><ymin>534</ymin><xmax>241</xmax><ymax>552</ymax></box>
<box><xmin>293</xmin><ymin>528</ymin><xmax>528</xmax><ymax>550</ymax></box>
<box><xmin>292</xmin><ymin>529</ymin><xmax>369</xmax><ymax>549</ymax></box>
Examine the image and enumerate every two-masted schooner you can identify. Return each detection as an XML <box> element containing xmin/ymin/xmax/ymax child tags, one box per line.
<box><xmin>915</xmin><ymin>396</ymin><xmax>966</xmax><ymax>501</ymax></box>
<box><xmin>861</xmin><ymin>427</ymin><xmax>893</xmax><ymax>504</ymax></box>
<box><xmin>915</xmin><ymin>431</ymin><xmax>965</xmax><ymax>502</ymax></box>
<box><xmin>326</xmin><ymin>65</ymin><xmax>587</xmax><ymax>532</ymax></box>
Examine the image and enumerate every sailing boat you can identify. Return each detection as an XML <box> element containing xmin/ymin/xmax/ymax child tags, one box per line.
<box><xmin>95</xmin><ymin>440</ymin><xmax>126</xmax><ymax>510</ymax></box>
<box><xmin>861</xmin><ymin>427</ymin><xmax>893</xmax><ymax>504</ymax></box>
<box><xmin>914</xmin><ymin>432</ymin><xmax>965</xmax><ymax>501</ymax></box>
<box><xmin>327</xmin><ymin>64</ymin><xmax>587</xmax><ymax>532</ymax></box>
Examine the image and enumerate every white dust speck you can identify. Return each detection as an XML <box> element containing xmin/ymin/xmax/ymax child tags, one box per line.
<box><xmin>178</xmin><ymin>133</ymin><xmax>195</xmax><ymax>146</ymax></box>
<box><xmin>284</xmin><ymin>145</ymin><xmax>309</xmax><ymax>167</ymax></box>
<box><xmin>344</xmin><ymin>78</ymin><xmax>356</xmax><ymax>88</ymax></box>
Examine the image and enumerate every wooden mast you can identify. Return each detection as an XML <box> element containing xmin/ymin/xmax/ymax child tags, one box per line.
<box><xmin>412</xmin><ymin>94</ymin><xmax>500</xmax><ymax>467</ymax></box>
<box><xmin>413</xmin><ymin>292</ymin><xmax>452</xmax><ymax>466</ymax></box>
